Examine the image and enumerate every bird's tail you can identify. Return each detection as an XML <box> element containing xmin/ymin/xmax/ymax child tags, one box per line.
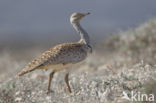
<box><xmin>16</xmin><ymin>50</ymin><xmax>48</xmax><ymax>77</ymax></box>
<box><xmin>16</xmin><ymin>67</ymin><xmax>37</xmax><ymax>77</ymax></box>
<box><xmin>16</xmin><ymin>59</ymin><xmax>42</xmax><ymax>77</ymax></box>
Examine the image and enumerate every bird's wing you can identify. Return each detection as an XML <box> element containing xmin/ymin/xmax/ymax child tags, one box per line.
<box><xmin>43</xmin><ymin>43</ymin><xmax>87</xmax><ymax>65</ymax></box>
<box><xmin>17</xmin><ymin>42</ymin><xmax>86</xmax><ymax>76</ymax></box>
<box><xmin>17</xmin><ymin>43</ymin><xmax>72</xmax><ymax>76</ymax></box>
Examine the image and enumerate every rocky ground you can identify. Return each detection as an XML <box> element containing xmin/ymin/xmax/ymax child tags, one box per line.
<box><xmin>0</xmin><ymin>19</ymin><xmax>156</xmax><ymax>103</ymax></box>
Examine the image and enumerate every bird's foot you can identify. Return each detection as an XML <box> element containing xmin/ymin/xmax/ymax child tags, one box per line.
<box><xmin>64</xmin><ymin>86</ymin><xmax>72</xmax><ymax>94</ymax></box>
<box><xmin>46</xmin><ymin>89</ymin><xmax>54</xmax><ymax>95</ymax></box>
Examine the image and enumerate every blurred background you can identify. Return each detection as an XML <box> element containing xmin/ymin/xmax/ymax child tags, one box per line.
<box><xmin>0</xmin><ymin>0</ymin><xmax>156</xmax><ymax>49</ymax></box>
<box><xmin>0</xmin><ymin>0</ymin><xmax>156</xmax><ymax>81</ymax></box>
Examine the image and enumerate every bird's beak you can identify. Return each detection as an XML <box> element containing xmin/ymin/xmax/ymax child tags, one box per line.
<box><xmin>81</xmin><ymin>12</ymin><xmax>90</xmax><ymax>17</ymax></box>
<box><xmin>84</xmin><ymin>12</ymin><xmax>90</xmax><ymax>16</ymax></box>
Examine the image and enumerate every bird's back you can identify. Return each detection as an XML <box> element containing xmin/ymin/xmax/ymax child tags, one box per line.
<box><xmin>44</xmin><ymin>42</ymin><xmax>88</xmax><ymax>65</ymax></box>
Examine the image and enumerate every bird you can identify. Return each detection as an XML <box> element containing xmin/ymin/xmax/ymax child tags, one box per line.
<box><xmin>16</xmin><ymin>12</ymin><xmax>92</xmax><ymax>94</ymax></box>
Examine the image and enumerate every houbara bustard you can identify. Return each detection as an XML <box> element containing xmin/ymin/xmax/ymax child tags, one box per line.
<box><xmin>17</xmin><ymin>12</ymin><xmax>92</xmax><ymax>94</ymax></box>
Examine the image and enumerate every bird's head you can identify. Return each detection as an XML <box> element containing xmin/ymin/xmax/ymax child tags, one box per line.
<box><xmin>70</xmin><ymin>12</ymin><xmax>90</xmax><ymax>23</ymax></box>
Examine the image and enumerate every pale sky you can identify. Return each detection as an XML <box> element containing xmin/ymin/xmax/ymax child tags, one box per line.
<box><xmin>0</xmin><ymin>0</ymin><xmax>156</xmax><ymax>46</ymax></box>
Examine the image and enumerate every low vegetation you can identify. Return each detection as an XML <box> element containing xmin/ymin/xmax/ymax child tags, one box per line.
<box><xmin>0</xmin><ymin>19</ymin><xmax>156</xmax><ymax>103</ymax></box>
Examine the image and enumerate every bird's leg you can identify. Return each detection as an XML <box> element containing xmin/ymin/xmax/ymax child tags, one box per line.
<box><xmin>47</xmin><ymin>71</ymin><xmax>55</xmax><ymax>94</ymax></box>
<box><xmin>64</xmin><ymin>73</ymin><xmax>72</xmax><ymax>93</ymax></box>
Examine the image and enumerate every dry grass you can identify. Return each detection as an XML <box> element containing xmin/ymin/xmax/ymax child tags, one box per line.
<box><xmin>0</xmin><ymin>19</ymin><xmax>156</xmax><ymax>103</ymax></box>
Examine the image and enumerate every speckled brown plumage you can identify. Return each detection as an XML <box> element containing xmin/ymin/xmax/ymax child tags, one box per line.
<box><xmin>17</xmin><ymin>42</ymin><xmax>89</xmax><ymax>76</ymax></box>
<box><xmin>17</xmin><ymin>12</ymin><xmax>92</xmax><ymax>94</ymax></box>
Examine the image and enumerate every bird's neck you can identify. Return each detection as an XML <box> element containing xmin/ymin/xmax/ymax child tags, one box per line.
<box><xmin>71</xmin><ymin>22</ymin><xmax>90</xmax><ymax>45</ymax></box>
